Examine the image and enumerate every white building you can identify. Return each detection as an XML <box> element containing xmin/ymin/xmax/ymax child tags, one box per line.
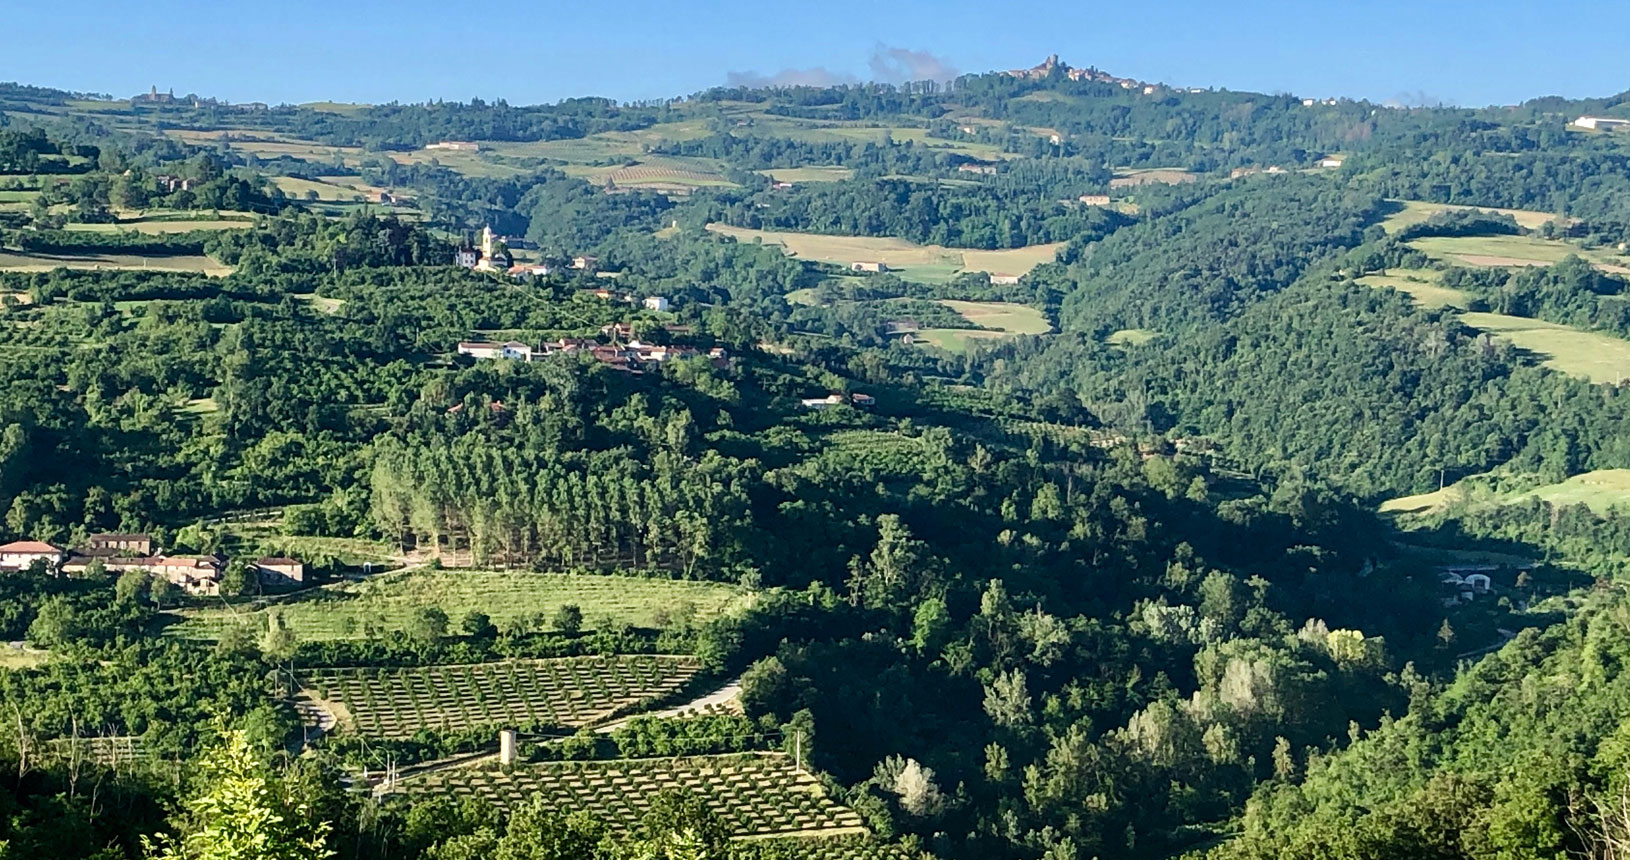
<box><xmin>457</xmin><ymin>341</ymin><xmax>536</xmax><ymax>361</ymax></box>
<box><xmin>800</xmin><ymin>394</ymin><xmax>845</xmax><ymax>410</ymax></box>
<box><xmin>643</xmin><ymin>296</ymin><xmax>670</xmax><ymax>312</ymax></box>
<box><xmin>472</xmin><ymin>226</ymin><xmax>510</xmax><ymax>272</ymax></box>
<box><xmin>1318</xmin><ymin>157</ymin><xmax>1345</xmax><ymax>168</ymax></box>
<box><xmin>0</xmin><ymin>540</ymin><xmax>63</xmax><ymax>572</ymax></box>
<box><xmin>1575</xmin><ymin>116</ymin><xmax>1630</xmax><ymax>131</ymax></box>
<box><xmin>455</xmin><ymin>248</ymin><xmax>480</xmax><ymax>268</ymax></box>
<box><xmin>990</xmin><ymin>274</ymin><xmax>1021</xmax><ymax>285</ymax></box>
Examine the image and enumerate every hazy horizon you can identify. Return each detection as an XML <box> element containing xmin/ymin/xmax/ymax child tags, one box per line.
<box><xmin>8</xmin><ymin>0</ymin><xmax>1627</xmax><ymax>110</ymax></box>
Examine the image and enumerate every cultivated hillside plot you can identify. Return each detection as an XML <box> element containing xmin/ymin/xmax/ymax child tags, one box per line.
<box><xmin>0</xmin><ymin>251</ymin><xmax>231</xmax><ymax>275</ymax></box>
<box><xmin>393</xmin><ymin>753</ymin><xmax>867</xmax><ymax>838</ymax></box>
<box><xmin>167</xmin><ymin>569</ymin><xmax>748</xmax><ymax>641</ymax></box>
<box><xmin>706</xmin><ymin>223</ymin><xmax>1063</xmax><ymax>283</ymax></box>
<box><xmin>1408</xmin><ymin>235</ymin><xmax>1630</xmax><ymax>274</ymax></box>
<box><xmin>1382</xmin><ymin>469</ymin><xmax>1630</xmax><ymax>516</ymax></box>
<box><xmin>915</xmin><ymin>300</ymin><xmax>1053</xmax><ymax>352</ymax></box>
<box><xmin>1460</xmin><ymin>312</ymin><xmax>1630</xmax><ymax>384</ymax></box>
<box><xmin>1356</xmin><ymin>269</ymin><xmax>1471</xmax><ymax>309</ymax></box>
<box><xmin>305</xmin><ymin>655</ymin><xmax>703</xmax><ymax>738</ymax></box>
<box><xmin>1381</xmin><ymin>199</ymin><xmax>1561</xmax><ymax>234</ymax></box>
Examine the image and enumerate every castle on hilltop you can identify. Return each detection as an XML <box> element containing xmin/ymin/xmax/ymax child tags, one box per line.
<box><xmin>1004</xmin><ymin>55</ymin><xmax>1149</xmax><ymax>90</ymax></box>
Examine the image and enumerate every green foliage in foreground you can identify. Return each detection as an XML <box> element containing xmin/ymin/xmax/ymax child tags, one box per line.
<box><xmin>1207</xmin><ymin>591</ymin><xmax>1630</xmax><ymax>860</ymax></box>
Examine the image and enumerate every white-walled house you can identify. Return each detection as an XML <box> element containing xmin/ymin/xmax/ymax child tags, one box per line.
<box><xmin>457</xmin><ymin>341</ymin><xmax>536</xmax><ymax>361</ymax></box>
<box><xmin>643</xmin><ymin>296</ymin><xmax>671</xmax><ymax>312</ymax></box>
<box><xmin>0</xmin><ymin>541</ymin><xmax>64</xmax><ymax>572</ymax></box>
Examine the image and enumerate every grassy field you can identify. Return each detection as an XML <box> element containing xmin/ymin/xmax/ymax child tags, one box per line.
<box><xmin>783</xmin><ymin>287</ymin><xmax>821</xmax><ymax>306</ymax></box>
<box><xmin>305</xmin><ymin>655</ymin><xmax>703</xmax><ymax>738</ymax></box>
<box><xmin>939</xmin><ymin>300</ymin><xmax>1051</xmax><ymax>333</ymax></box>
<box><xmin>1356</xmin><ymin>269</ymin><xmax>1471</xmax><ymax>309</ymax></box>
<box><xmin>742</xmin><ymin>117</ymin><xmax>1013</xmax><ymax>160</ymax></box>
<box><xmin>1109</xmin><ymin>168</ymin><xmax>1197</xmax><ymax>188</ymax></box>
<box><xmin>1460</xmin><ymin>312</ymin><xmax>1630</xmax><ymax>384</ymax></box>
<box><xmin>758</xmin><ymin>166</ymin><xmax>855</xmax><ymax>183</ymax></box>
<box><xmin>1408</xmin><ymin>235</ymin><xmax>1630</xmax><ymax>273</ymax></box>
<box><xmin>1506</xmin><ymin>469</ymin><xmax>1630</xmax><ymax>514</ymax></box>
<box><xmin>63</xmin><ymin>214</ymin><xmax>255</xmax><ymax>234</ymax></box>
<box><xmin>1105</xmin><ymin>328</ymin><xmax>1161</xmax><ymax>346</ymax></box>
<box><xmin>1383</xmin><ymin>469</ymin><xmax>1630</xmax><ymax>516</ymax></box>
<box><xmin>0</xmin><ymin>251</ymin><xmax>231</xmax><ymax>276</ymax></box>
<box><xmin>272</xmin><ymin>176</ymin><xmax>373</xmax><ymax>202</ymax></box>
<box><xmin>914</xmin><ymin>301</ymin><xmax>1051</xmax><ymax>353</ymax></box>
<box><xmin>1381</xmin><ymin>199</ymin><xmax>1562</xmax><ymax>234</ymax></box>
<box><xmin>706</xmin><ymin>224</ymin><xmax>1062</xmax><ymax>283</ymax></box>
<box><xmin>392</xmin><ymin>753</ymin><xmax>868</xmax><ymax>838</ymax></box>
<box><xmin>0</xmin><ymin>647</ymin><xmax>51</xmax><ymax>670</ymax></box>
<box><xmin>166</xmin><ymin>569</ymin><xmax>749</xmax><ymax>641</ymax></box>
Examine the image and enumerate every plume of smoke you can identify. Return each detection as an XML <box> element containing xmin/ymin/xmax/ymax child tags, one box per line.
<box><xmin>1386</xmin><ymin>89</ymin><xmax>1456</xmax><ymax>109</ymax></box>
<box><xmin>725</xmin><ymin>67</ymin><xmax>859</xmax><ymax>89</ymax></box>
<box><xmin>868</xmin><ymin>44</ymin><xmax>959</xmax><ymax>85</ymax></box>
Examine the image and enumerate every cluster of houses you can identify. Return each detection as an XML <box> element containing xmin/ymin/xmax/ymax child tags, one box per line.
<box><xmin>0</xmin><ymin>534</ymin><xmax>303</xmax><ymax>596</ymax></box>
<box><xmin>457</xmin><ymin>333</ymin><xmax>727</xmax><ymax>373</ymax></box>
<box><xmin>1436</xmin><ymin>564</ymin><xmax>1526</xmax><ymax>608</ymax></box>
<box><xmin>454</xmin><ymin>228</ymin><xmax>602</xmax><ymax>279</ymax></box>
<box><xmin>1003</xmin><ymin>55</ymin><xmax>1148</xmax><ymax>90</ymax></box>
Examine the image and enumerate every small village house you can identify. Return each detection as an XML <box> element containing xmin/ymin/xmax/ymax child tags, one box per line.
<box><xmin>643</xmin><ymin>296</ymin><xmax>671</xmax><ymax>312</ymax></box>
<box><xmin>572</xmin><ymin>256</ymin><xmax>600</xmax><ymax>271</ymax></box>
<box><xmin>457</xmin><ymin>341</ymin><xmax>536</xmax><ymax>361</ymax></box>
<box><xmin>254</xmin><ymin>557</ymin><xmax>305</xmax><ymax>586</ymax></box>
<box><xmin>851</xmin><ymin>261</ymin><xmax>888</xmax><ymax>274</ymax></box>
<box><xmin>1078</xmin><ymin>194</ymin><xmax>1111</xmax><ymax>206</ymax></box>
<box><xmin>990</xmin><ymin>274</ymin><xmax>1021</xmax><ymax>285</ymax></box>
<box><xmin>88</xmin><ymin>533</ymin><xmax>154</xmax><ymax>555</ymax></box>
<box><xmin>0</xmin><ymin>540</ymin><xmax>64</xmax><ymax>572</ymax></box>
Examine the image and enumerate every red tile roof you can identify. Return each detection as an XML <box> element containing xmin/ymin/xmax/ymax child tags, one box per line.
<box><xmin>0</xmin><ymin>540</ymin><xmax>61</xmax><ymax>554</ymax></box>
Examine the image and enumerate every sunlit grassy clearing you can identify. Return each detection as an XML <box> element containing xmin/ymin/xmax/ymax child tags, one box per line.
<box><xmin>1355</xmin><ymin>269</ymin><xmax>1471</xmax><ymax>309</ymax></box>
<box><xmin>1461</xmin><ymin>312</ymin><xmax>1630</xmax><ymax>384</ymax></box>
<box><xmin>1381</xmin><ymin>199</ymin><xmax>1561</xmax><ymax>234</ymax></box>
<box><xmin>166</xmin><ymin>569</ymin><xmax>749</xmax><ymax>641</ymax></box>
<box><xmin>705</xmin><ymin>224</ymin><xmax>1062</xmax><ymax>283</ymax></box>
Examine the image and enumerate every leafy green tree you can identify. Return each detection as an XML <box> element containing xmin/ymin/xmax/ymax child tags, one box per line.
<box><xmin>408</xmin><ymin>607</ymin><xmax>449</xmax><ymax>643</ymax></box>
<box><xmin>461</xmin><ymin>611</ymin><xmax>497</xmax><ymax>639</ymax></box>
<box><xmin>551</xmin><ymin>604</ymin><xmax>583</xmax><ymax>636</ymax></box>
<box><xmin>142</xmin><ymin>728</ymin><xmax>332</xmax><ymax>860</ymax></box>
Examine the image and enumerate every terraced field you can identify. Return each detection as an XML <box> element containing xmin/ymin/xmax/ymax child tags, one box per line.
<box><xmin>305</xmin><ymin>655</ymin><xmax>703</xmax><ymax>738</ymax></box>
<box><xmin>393</xmin><ymin>753</ymin><xmax>867</xmax><ymax>838</ymax></box>
<box><xmin>167</xmin><ymin>569</ymin><xmax>749</xmax><ymax>641</ymax></box>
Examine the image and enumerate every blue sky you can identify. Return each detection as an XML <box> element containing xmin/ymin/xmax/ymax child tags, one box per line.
<box><xmin>6</xmin><ymin>0</ymin><xmax>1624</xmax><ymax>107</ymax></box>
